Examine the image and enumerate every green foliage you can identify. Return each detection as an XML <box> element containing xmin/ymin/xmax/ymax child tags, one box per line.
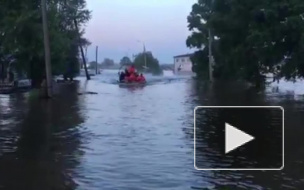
<box><xmin>120</xmin><ymin>56</ymin><xmax>132</xmax><ymax>66</ymax></box>
<box><xmin>187</xmin><ymin>0</ymin><xmax>304</xmax><ymax>84</ymax></box>
<box><xmin>190</xmin><ymin>50</ymin><xmax>209</xmax><ymax>79</ymax></box>
<box><xmin>133</xmin><ymin>52</ymin><xmax>162</xmax><ymax>75</ymax></box>
<box><xmin>0</xmin><ymin>0</ymin><xmax>91</xmax><ymax>86</ymax></box>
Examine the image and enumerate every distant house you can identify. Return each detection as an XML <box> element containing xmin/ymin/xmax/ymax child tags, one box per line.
<box><xmin>173</xmin><ymin>53</ymin><xmax>194</xmax><ymax>75</ymax></box>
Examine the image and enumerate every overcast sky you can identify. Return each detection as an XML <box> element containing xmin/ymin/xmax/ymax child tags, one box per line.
<box><xmin>84</xmin><ymin>0</ymin><xmax>196</xmax><ymax>64</ymax></box>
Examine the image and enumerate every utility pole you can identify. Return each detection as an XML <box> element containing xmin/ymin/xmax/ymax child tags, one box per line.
<box><xmin>208</xmin><ymin>29</ymin><xmax>214</xmax><ymax>82</ymax></box>
<box><xmin>137</xmin><ymin>40</ymin><xmax>147</xmax><ymax>69</ymax></box>
<box><xmin>126</xmin><ymin>48</ymin><xmax>130</xmax><ymax>57</ymax></box>
<box><xmin>95</xmin><ymin>46</ymin><xmax>98</xmax><ymax>74</ymax></box>
<box><xmin>143</xmin><ymin>43</ymin><xmax>147</xmax><ymax>69</ymax></box>
<box><xmin>41</xmin><ymin>0</ymin><xmax>53</xmax><ymax>98</ymax></box>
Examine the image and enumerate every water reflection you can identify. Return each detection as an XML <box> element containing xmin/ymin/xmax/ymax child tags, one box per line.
<box><xmin>0</xmin><ymin>83</ymin><xmax>85</xmax><ymax>190</ymax></box>
<box><xmin>0</xmin><ymin>73</ymin><xmax>304</xmax><ymax>189</ymax></box>
<box><xmin>118</xmin><ymin>85</ymin><xmax>145</xmax><ymax>92</ymax></box>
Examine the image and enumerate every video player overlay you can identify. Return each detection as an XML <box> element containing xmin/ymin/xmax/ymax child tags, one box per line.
<box><xmin>194</xmin><ymin>106</ymin><xmax>283</xmax><ymax>170</ymax></box>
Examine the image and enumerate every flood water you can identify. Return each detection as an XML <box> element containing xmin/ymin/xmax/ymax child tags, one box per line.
<box><xmin>0</xmin><ymin>70</ymin><xmax>304</xmax><ymax>190</ymax></box>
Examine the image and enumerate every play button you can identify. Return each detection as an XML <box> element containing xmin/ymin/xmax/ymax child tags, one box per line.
<box><xmin>194</xmin><ymin>106</ymin><xmax>284</xmax><ymax>170</ymax></box>
<box><xmin>225</xmin><ymin>123</ymin><xmax>255</xmax><ymax>154</ymax></box>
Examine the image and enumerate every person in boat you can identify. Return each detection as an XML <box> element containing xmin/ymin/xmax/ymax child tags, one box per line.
<box><xmin>123</xmin><ymin>69</ymin><xmax>130</xmax><ymax>82</ymax></box>
<box><xmin>134</xmin><ymin>72</ymin><xmax>139</xmax><ymax>78</ymax></box>
<box><xmin>124</xmin><ymin>68</ymin><xmax>130</xmax><ymax>76</ymax></box>
<box><xmin>119</xmin><ymin>71</ymin><xmax>125</xmax><ymax>82</ymax></box>
<box><xmin>128</xmin><ymin>65</ymin><xmax>136</xmax><ymax>74</ymax></box>
<box><xmin>128</xmin><ymin>71</ymin><xmax>136</xmax><ymax>83</ymax></box>
<box><xmin>137</xmin><ymin>73</ymin><xmax>146</xmax><ymax>83</ymax></box>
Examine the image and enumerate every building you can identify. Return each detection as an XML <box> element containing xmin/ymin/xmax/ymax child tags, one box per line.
<box><xmin>173</xmin><ymin>53</ymin><xmax>194</xmax><ymax>75</ymax></box>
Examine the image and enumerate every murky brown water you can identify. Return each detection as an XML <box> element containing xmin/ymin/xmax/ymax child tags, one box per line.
<box><xmin>0</xmin><ymin>70</ymin><xmax>303</xmax><ymax>190</ymax></box>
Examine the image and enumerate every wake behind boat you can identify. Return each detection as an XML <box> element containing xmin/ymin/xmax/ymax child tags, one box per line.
<box><xmin>117</xmin><ymin>81</ymin><xmax>147</xmax><ymax>87</ymax></box>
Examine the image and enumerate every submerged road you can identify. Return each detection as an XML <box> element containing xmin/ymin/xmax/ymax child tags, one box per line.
<box><xmin>0</xmin><ymin>70</ymin><xmax>303</xmax><ymax>189</ymax></box>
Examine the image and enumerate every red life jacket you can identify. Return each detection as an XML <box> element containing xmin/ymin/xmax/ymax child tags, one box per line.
<box><xmin>128</xmin><ymin>74</ymin><xmax>136</xmax><ymax>82</ymax></box>
<box><xmin>136</xmin><ymin>76</ymin><xmax>141</xmax><ymax>82</ymax></box>
<box><xmin>137</xmin><ymin>76</ymin><xmax>145</xmax><ymax>82</ymax></box>
<box><xmin>141</xmin><ymin>76</ymin><xmax>146</xmax><ymax>82</ymax></box>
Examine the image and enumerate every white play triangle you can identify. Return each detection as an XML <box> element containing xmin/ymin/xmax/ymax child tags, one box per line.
<box><xmin>225</xmin><ymin>123</ymin><xmax>255</xmax><ymax>154</ymax></box>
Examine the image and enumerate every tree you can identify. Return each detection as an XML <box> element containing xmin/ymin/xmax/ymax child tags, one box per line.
<box><xmin>187</xmin><ymin>0</ymin><xmax>304</xmax><ymax>86</ymax></box>
<box><xmin>101</xmin><ymin>58</ymin><xmax>114</xmax><ymax>67</ymax></box>
<box><xmin>120</xmin><ymin>56</ymin><xmax>132</xmax><ymax>66</ymax></box>
<box><xmin>0</xmin><ymin>0</ymin><xmax>91</xmax><ymax>86</ymax></box>
<box><xmin>133</xmin><ymin>52</ymin><xmax>162</xmax><ymax>75</ymax></box>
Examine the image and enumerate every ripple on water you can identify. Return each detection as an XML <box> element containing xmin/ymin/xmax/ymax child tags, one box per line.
<box><xmin>1</xmin><ymin>75</ymin><xmax>304</xmax><ymax>189</ymax></box>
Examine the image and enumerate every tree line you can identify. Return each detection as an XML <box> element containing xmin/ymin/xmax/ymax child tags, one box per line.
<box><xmin>120</xmin><ymin>52</ymin><xmax>162</xmax><ymax>75</ymax></box>
<box><xmin>0</xmin><ymin>0</ymin><xmax>91</xmax><ymax>86</ymax></box>
<box><xmin>88</xmin><ymin>58</ymin><xmax>115</xmax><ymax>69</ymax></box>
<box><xmin>187</xmin><ymin>0</ymin><xmax>304</xmax><ymax>87</ymax></box>
<box><xmin>88</xmin><ymin>52</ymin><xmax>163</xmax><ymax>75</ymax></box>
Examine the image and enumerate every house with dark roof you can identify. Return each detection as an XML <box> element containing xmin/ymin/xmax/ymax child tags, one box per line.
<box><xmin>173</xmin><ymin>53</ymin><xmax>194</xmax><ymax>75</ymax></box>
